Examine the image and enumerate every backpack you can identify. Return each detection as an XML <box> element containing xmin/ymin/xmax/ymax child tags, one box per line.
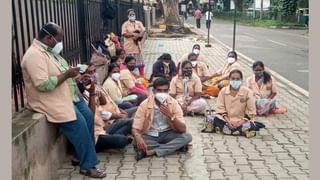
<box><xmin>101</xmin><ymin>0</ymin><xmax>116</xmax><ymax>20</ymax></box>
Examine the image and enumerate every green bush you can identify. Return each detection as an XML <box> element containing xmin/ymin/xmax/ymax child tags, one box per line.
<box><xmin>212</xmin><ymin>10</ymin><xmax>303</xmax><ymax>27</ymax></box>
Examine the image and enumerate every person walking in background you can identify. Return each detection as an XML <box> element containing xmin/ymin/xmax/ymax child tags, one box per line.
<box><xmin>205</xmin><ymin>10</ymin><xmax>213</xmax><ymax>29</ymax></box>
<box><xmin>194</xmin><ymin>8</ymin><xmax>202</xmax><ymax>29</ymax></box>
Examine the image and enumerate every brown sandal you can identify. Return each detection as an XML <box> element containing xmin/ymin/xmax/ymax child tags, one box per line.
<box><xmin>80</xmin><ymin>167</ymin><xmax>106</xmax><ymax>178</ymax></box>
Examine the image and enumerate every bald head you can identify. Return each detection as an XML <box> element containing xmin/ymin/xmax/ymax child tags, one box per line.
<box><xmin>38</xmin><ymin>22</ymin><xmax>64</xmax><ymax>48</ymax></box>
<box><xmin>38</xmin><ymin>22</ymin><xmax>62</xmax><ymax>40</ymax></box>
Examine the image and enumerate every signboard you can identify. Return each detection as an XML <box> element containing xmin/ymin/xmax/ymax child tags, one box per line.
<box><xmin>254</xmin><ymin>0</ymin><xmax>270</xmax><ymax>10</ymax></box>
<box><xmin>230</xmin><ymin>0</ymin><xmax>235</xmax><ymax>10</ymax></box>
<box><xmin>181</xmin><ymin>4</ymin><xmax>187</xmax><ymax>12</ymax></box>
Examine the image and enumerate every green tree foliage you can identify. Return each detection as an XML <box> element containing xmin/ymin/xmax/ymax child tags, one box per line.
<box><xmin>280</xmin><ymin>0</ymin><xmax>298</xmax><ymax>16</ymax></box>
<box><xmin>297</xmin><ymin>0</ymin><xmax>308</xmax><ymax>8</ymax></box>
<box><xmin>223</xmin><ymin>0</ymin><xmax>231</xmax><ymax>11</ymax></box>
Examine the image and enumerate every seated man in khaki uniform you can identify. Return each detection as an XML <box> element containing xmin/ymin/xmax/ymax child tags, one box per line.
<box><xmin>132</xmin><ymin>78</ymin><xmax>192</xmax><ymax>160</ymax></box>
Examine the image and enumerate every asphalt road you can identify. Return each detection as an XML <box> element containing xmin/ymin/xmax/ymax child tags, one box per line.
<box><xmin>186</xmin><ymin>18</ymin><xmax>309</xmax><ymax>91</ymax></box>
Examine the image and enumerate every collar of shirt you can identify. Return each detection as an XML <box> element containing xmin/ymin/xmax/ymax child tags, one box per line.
<box><xmin>225</xmin><ymin>86</ymin><xmax>246</xmax><ymax>96</ymax></box>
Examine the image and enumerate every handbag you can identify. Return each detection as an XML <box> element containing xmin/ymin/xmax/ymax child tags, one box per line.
<box><xmin>90</xmin><ymin>43</ymin><xmax>110</xmax><ymax>66</ymax></box>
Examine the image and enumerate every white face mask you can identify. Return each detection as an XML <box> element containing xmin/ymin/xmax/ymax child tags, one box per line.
<box><xmin>128</xmin><ymin>15</ymin><xmax>136</xmax><ymax>21</ymax></box>
<box><xmin>163</xmin><ymin>62</ymin><xmax>170</xmax><ymax>66</ymax></box>
<box><xmin>52</xmin><ymin>42</ymin><xmax>63</xmax><ymax>54</ymax></box>
<box><xmin>191</xmin><ymin>61</ymin><xmax>197</xmax><ymax>67</ymax></box>
<box><xmin>227</xmin><ymin>57</ymin><xmax>236</xmax><ymax>64</ymax></box>
<box><xmin>155</xmin><ymin>92</ymin><xmax>169</xmax><ymax>104</ymax></box>
<box><xmin>111</xmin><ymin>73</ymin><xmax>121</xmax><ymax>81</ymax></box>
<box><xmin>193</xmin><ymin>49</ymin><xmax>200</xmax><ymax>55</ymax></box>
<box><xmin>100</xmin><ymin>110</ymin><xmax>112</xmax><ymax>120</ymax></box>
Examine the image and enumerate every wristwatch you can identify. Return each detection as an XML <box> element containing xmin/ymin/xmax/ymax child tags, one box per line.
<box><xmin>170</xmin><ymin>115</ymin><xmax>176</xmax><ymax>121</ymax></box>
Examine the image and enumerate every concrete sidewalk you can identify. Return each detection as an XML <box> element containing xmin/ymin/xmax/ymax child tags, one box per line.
<box><xmin>57</xmin><ymin>31</ymin><xmax>309</xmax><ymax>180</ymax></box>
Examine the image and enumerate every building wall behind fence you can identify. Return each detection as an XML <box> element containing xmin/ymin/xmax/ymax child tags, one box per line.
<box><xmin>12</xmin><ymin>0</ymin><xmax>145</xmax><ymax>112</ymax></box>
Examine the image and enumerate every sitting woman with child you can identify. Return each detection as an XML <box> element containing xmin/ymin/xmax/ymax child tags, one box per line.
<box><xmin>246</xmin><ymin>61</ymin><xmax>287</xmax><ymax>116</ymax></box>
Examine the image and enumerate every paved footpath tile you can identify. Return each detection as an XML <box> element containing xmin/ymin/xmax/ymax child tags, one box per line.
<box><xmin>59</xmin><ymin>30</ymin><xmax>309</xmax><ymax>180</ymax></box>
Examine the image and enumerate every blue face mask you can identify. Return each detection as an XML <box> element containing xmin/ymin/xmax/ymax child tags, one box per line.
<box><xmin>128</xmin><ymin>15</ymin><xmax>136</xmax><ymax>21</ymax></box>
<box><xmin>230</xmin><ymin>80</ymin><xmax>241</xmax><ymax>89</ymax></box>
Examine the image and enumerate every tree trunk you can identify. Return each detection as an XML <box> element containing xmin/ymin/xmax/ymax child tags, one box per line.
<box><xmin>162</xmin><ymin>0</ymin><xmax>192</xmax><ymax>34</ymax></box>
<box><xmin>156</xmin><ymin>0</ymin><xmax>165</xmax><ymax>18</ymax></box>
<box><xmin>260</xmin><ymin>0</ymin><xmax>263</xmax><ymax>19</ymax></box>
<box><xmin>162</xmin><ymin>0</ymin><xmax>182</xmax><ymax>26</ymax></box>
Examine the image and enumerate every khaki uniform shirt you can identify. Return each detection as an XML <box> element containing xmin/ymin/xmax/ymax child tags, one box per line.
<box><xmin>169</xmin><ymin>75</ymin><xmax>202</xmax><ymax>97</ymax></box>
<box><xmin>121</xmin><ymin>20</ymin><xmax>145</xmax><ymax>54</ymax></box>
<box><xmin>216</xmin><ymin>62</ymin><xmax>241</xmax><ymax>79</ymax></box>
<box><xmin>193</xmin><ymin>61</ymin><xmax>210</xmax><ymax>78</ymax></box>
<box><xmin>120</xmin><ymin>69</ymin><xmax>136</xmax><ymax>96</ymax></box>
<box><xmin>21</xmin><ymin>39</ymin><xmax>76</xmax><ymax>123</ymax></box>
<box><xmin>132</xmin><ymin>95</ymin><xmax>185</xmax><ymax>134</ymax></box>
<box><xmin>102</xmin><ymin>77</ymin><xmax>124</xmax><ymax>102</ymax></box>
<box><xmin>216</xmin><ymin>86</ymin><xmax>256</xmax><ymax>123</ymax></box>
<box><xmin>246</xmin><ymin>75</ymin><xmax>277</xmax><ymax>99</ymax></box>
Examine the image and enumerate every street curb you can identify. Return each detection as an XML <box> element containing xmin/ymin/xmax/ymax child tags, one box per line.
<box><xmin>185</xmin><ymin>23</ymin><xmax>309</xmax><ymax>99</ymax></box>
<box><xmin>269</xmin><ymin>25</ymin><xmax>307</xmax><ymax>30</ymax></box>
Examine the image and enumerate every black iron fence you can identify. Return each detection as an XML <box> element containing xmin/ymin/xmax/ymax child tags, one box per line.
<box><xmin>12</xmin><ymin>0</ymin><xmax>145</xmax><ymax>112</ymax></box>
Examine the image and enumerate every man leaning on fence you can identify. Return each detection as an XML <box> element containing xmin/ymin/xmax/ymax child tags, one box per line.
<box><xmin>21</xmin><ymin>22</ymin><xmax>106</xmax><ymax>178</ymax></box>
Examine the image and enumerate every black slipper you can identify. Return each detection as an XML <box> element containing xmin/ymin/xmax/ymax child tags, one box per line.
<box><xmin>79</xmin><ymin>167</ymin><xmax>106</xmax><ymax>178</ymax></box>
<box><xmin>71</xmin><ymin>160</ymin><xmax>80</xmax><ymax>166</ymax></box>
<box><xmin>135</xmin><ymin>150</ymin><xmax>146</xmax><ymax>161</ymax></box>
